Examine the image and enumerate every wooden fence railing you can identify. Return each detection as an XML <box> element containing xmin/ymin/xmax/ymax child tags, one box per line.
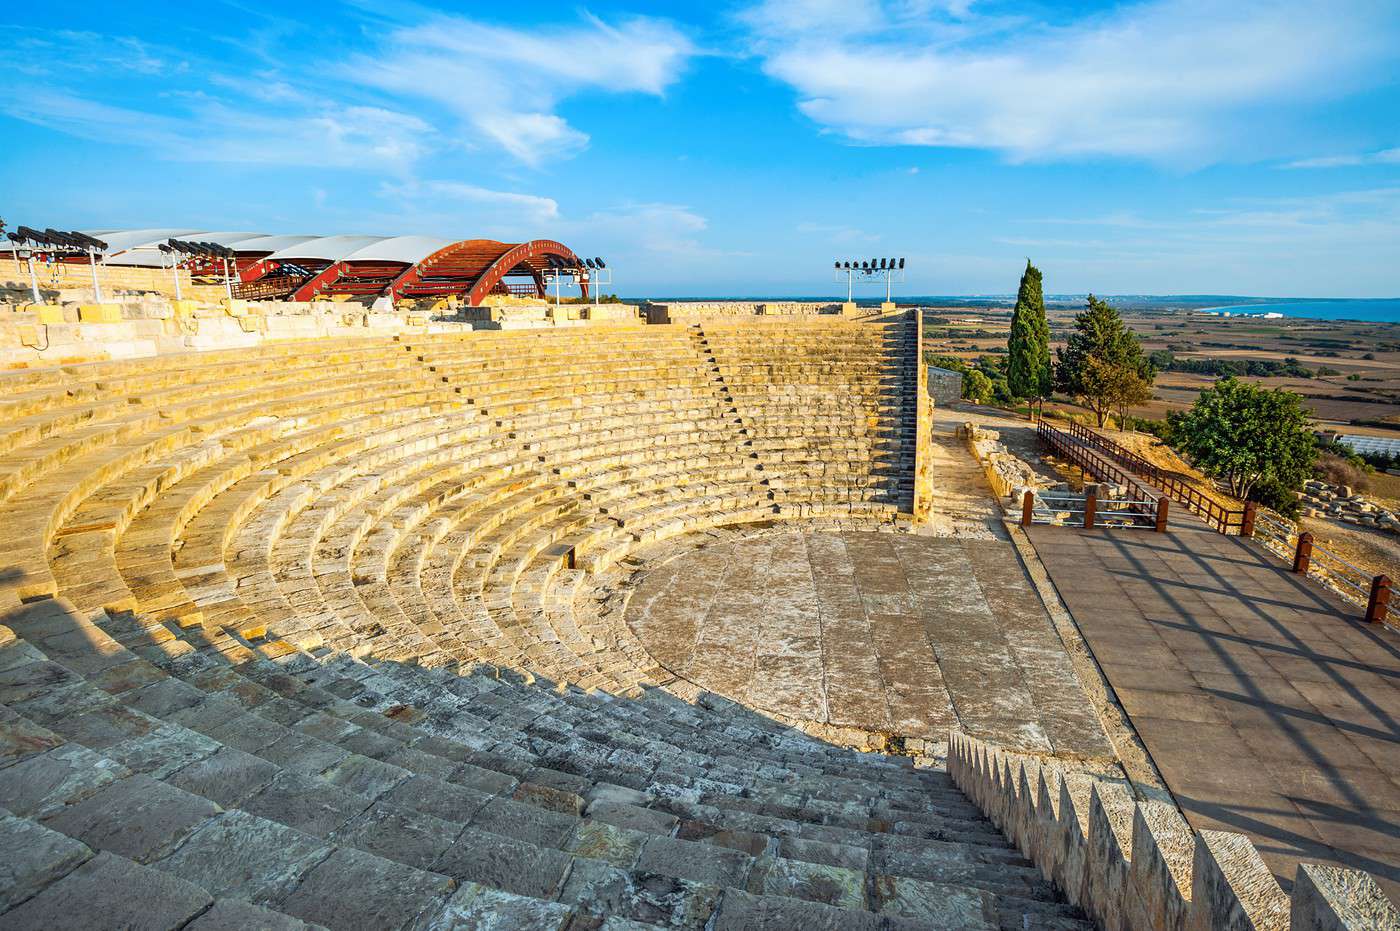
<box><xmin>1035</xmin><ymin>421</ymin><xmax>1167</xmax><ymax>531</ymax></box>
<box><xmin>1041</xmin><ymin>418</ymin><xmax>1396</xmax><ymax>627</ymax></box>
<box><xmin>1058</xmin><ymin>420</ymin><xmax>1249</xmax><ymax>533</ymax></box>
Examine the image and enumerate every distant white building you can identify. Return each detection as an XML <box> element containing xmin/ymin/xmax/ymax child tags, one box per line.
<box><xmin>1336</xmin><ymin>434</ymin><xmax>1400</xmax><ymax>458</ymax></box>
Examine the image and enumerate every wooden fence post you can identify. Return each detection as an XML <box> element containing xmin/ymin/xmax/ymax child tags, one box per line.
<box><xmin>1084</xmin><ymin>484</ymin><xmax>1098</xmax><ymax>529</ymax></box>
<box><xmin>1293</xmin><ymin>532</ymin><xmax>1314</xmax><ymax>574</ymax></box>
<box><xmin>1240</xmin><ymin>501</ymin><xmax>1257</xmax><ymax>538</ymax></box>
<box><xmin>1021</xmin><ymin>490</ymin><xmax>1035</xmax><ymax>528</ymax></box>
<box><xmin>1155</xmin><ymin>496</ymin><xmax>1170</xmax><ymax>533</ymax></box>
<box><xmin>1365</xmin><ymin>575</ymin><xmax>1391</xmax><ymax>624</ymax></box>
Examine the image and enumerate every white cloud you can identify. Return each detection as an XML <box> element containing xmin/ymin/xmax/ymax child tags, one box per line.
<box><xmin>0</xmin><ymin>11</ymin><xmax>695</xmax><ymax>171</ymax></box>
<box><xmin>743</xmin><ymin>0</ymin><xmax>1400</xmax><ymax>163</ymax></box>
<box><xmin>2</xmin><ymin>89</ymin><xmax>434</xmax><ymax>172</ymax></box>
<box><xmin>382</xmin><ymin>180</ymin><xmax>561</xmax><ymax>225</ymax></box>
<box><xmin>365</xmin><ymin>183</ymin><xmax>723</xmax><ymax>268</ymax></box>
<box><xmin>1285</xmin><ymin>148</ymin><xmax>1400</xmax><ymax>169</ymax></box>
<box><xmin>0</xmin><ymin>28</ymin><xmax>173</xmax><ymax>77</ymax></box>
<box><xmin>1004</xmin><ymin>186</ymin><xmax>1400</xmax><ymax>294</ymax></box>
<box><xmin>797</xmin><ymin>222</ymin><xmax>881</xmax><ymax>244</ymax></box>
<box><xmin>346</xmin><ymin>13</ymin><xmax>695</xmax><ymax>166</ymax></box>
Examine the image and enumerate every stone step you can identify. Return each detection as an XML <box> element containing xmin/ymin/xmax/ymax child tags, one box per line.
<box><xmin>0</xmin><ymin>630</ymin><xmax>1080</xmax><ymax>929</ymax></box>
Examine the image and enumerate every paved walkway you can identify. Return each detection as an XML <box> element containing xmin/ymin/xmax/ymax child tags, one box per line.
<box><xmin>924</xmin><ymin>412</ymin><xmax>1005</xmax><ymax>539</ymax></box>
<box><xmin>1026</xmin><ymin>517</ymin><xmax>1400</xmax><ymax>902</ymax></box>
<box><xmin>626</xmin><ymin>530</ymin><xmax>1116</xmax><ymax>761</ymax></box>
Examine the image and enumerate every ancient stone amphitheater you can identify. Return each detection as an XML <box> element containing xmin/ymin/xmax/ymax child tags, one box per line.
<box><xmin>0</xmin><ymin>307</ymin><xmax>1388</xmax><ymax>929</ymax></box>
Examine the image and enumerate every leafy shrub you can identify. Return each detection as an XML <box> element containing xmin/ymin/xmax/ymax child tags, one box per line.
<box><xmin>1313</xmin><ymin>452</ymin><xmax>1371</xmax><ymax>493</ymax></box>
<box><xmin>1252</xmin><ymin>475</ymin><xmax>1302</xmax><ymax>518</ymax></box>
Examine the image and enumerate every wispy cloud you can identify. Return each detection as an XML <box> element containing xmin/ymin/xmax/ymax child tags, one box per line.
<box><xmin>0</xmin><ymin>10</ymin><xmax>696</xmax><ymax>171</ymax></box>
<box><xmin>2</xmin><ymin>88</ymin><xmax>434</xmax><ymax>172</ymax></box>
<box><xmin>741</xmin><ymin>0</ymin><xmax>1400</xmax><ymax>164</ymax></box>
<box><xmin>345</xmin><ymin>12</ymin><xmax>696</xmax><ymax>165</ymax></box>
<box><xmin>1004</xmin><ymin>186</ymin><xmax>1400</xmax><ymax>293</ymax></box>
<box><xmin>1285</xmin><ymin>147</ymin><xmax>1400</xmax><ymax>169</ymax></box>
<box><xmin>380</xmin><ymin>180</ymin><xmax>560</xmax><ymax>226</ymax></box>
<box><xmin>796</xmin><ymin>221</ymin><xmax>881</xmax><ymax>244</ymax></box>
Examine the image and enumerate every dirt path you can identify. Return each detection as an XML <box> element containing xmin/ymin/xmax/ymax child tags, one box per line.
<box><xmin>925</xmin><ymin>407</ymin><xmax>1006</xmax><ymax>538</ymax></box>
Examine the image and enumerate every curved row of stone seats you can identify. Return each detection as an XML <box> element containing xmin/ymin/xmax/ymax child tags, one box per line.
<box><xmin>5</xmin><ymin>323</ymin><xmax>907</xmax><ymax>700</ymax></box>
<box><xmin>0</xmin><ymin>320</ymin><xmax>1093</xmax><ymax>928</ymax></box>
<box><xmin>3</xmin><ymin>340</ymin><xmax>451</xmax><ymax>602</ymax></box>
<box><xmin>1</xmin><ymin>604</ymin><xmax>1093</xmax><ymax>929</ymax></box>
<box><xmin>696</xmin><ymin>317</ymin><xmax>917</xmax><ymax>514</ymax></box>
<box><xmin>30</xmin><ymin>322</ymin><xmax>907</xmax><ymax>697</ymax></box>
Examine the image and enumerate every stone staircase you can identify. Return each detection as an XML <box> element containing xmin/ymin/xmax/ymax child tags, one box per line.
<box><xmin>0</xmin><ymin>316</ymin><xmax>1091</xmax><ymax>929</ymax></box>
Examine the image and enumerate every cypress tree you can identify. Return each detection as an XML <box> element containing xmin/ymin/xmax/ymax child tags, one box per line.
<box><xmin>1006</xmin><ymin>260</ymin><xmax>1050</xmax><ymax>412</ymax></box>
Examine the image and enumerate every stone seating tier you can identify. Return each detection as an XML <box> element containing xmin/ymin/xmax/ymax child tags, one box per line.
<box><xmin>0</xmin><ymin>316</ymin><xmax>1102</xmax><ymax>929</ymax></box>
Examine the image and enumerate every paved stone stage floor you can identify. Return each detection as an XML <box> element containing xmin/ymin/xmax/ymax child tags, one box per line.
<box><xmin>624</xmin><ymin>529</ymin><xmax>1115</xmax><ymax>761</ymax></box>
<box><xmin>1026</xmin><ymin>517</ymin><xmax>1400</xmax><ymax>903</ymax></box>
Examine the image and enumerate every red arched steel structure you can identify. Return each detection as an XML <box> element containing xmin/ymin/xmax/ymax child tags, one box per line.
<box><xmin>390</xmin><ymin>239</ymin><xmax>586</xmax><ymax>305</ymax></box>
<box><xmin>227</xmin><ymin>235</ymin><xmax>586</xmax><ymax>305</ymax></box>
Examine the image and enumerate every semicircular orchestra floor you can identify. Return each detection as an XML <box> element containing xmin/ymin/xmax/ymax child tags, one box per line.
<box><xmin>625</xmin><ymin>529</ymin><xmax>1116</xmax><ymax>759</ymax></box>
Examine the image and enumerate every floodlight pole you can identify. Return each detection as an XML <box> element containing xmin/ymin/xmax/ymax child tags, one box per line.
<box><xmin>22</xmin><ymin>251</ymin><xmax>41</xmax><ymax>304</ymax></box>
<box><xmin>885</xmin><ymin>269</ymin><xmax>892</xmax><ymax>304</ymax></box>
<box><xmin>846</xmin><ymin>268</ymin><xmax>854</xmax><ymax>303</ymax></box>
<box><xmin>170</xmin><ymin>255</ymin><xmax>183</xmax><ymax>301</ymax></box>
<box><xmin>88</xmin><ymin>246</ymin><xmax>104</xmax><ymax>303</ymax></box>
<box><xmin>222</xmin><ymin>257</ymin><xmax>234</xmax><ymax>301</ymax></box>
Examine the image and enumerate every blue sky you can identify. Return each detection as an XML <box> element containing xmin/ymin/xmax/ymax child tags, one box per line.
<box><xmin>2</xmin><ymin>0</ymin><xmax>1398</xmax><ymax>297</ymax></box>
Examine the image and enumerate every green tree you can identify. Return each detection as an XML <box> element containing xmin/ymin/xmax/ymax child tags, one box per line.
<box><xmin>1168</xmin><ymin>377</ymin><xmax>1316</xmax><ymax>502</ymax></box>
<box><xmin>1055</xmin><ymin>295</ymin><xmax>1152</xmax><ymax>428</ymax></box>
<box><xmin>1006</xmin><ymin>260</ymin><xmax>1051</xmax><ymax>413</ymax></box>
<box><xmin>961</xmin><ymin>369</ymin><xmax>994</xmax><ymax>405</ymax></box>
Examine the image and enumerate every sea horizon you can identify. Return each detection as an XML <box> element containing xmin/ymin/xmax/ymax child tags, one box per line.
<box><xmin>628</xmin><ymin>295</ymin><xmax>1400</xmax><ymax>322</ymax></box>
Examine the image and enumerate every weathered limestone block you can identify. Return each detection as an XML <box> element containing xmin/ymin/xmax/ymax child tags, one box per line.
<box><xmin>1032</xmin><ymin>763</ymin><xmax>1066</xmax><ymax>884</ymax></box>
<box><xmin>77</xmin><ymin>303</ymin><xmax>123</xmax><ymax>323</ymax></box>
<box><xmin>1086</xmin><ymin>780</ymin><xmax>1137</xmax><ymax>931</ymax></box>
<box><xmin>1056</xmin><ymin>772</ymin><xmax>1096</xmax><ymax>909</ymax></box>
<box><xmin>1127</xmin><ymin>800</ymin><xmax>1194</xmax><ymax>931</ymax></box>
<box><xmin>1188</xmin><ymin>830</ymin><xmax>1289</xmax><ymax>931</ymax></box>
<box><xmin>1289</xmin><ymin>864</ymin><xmax>1400</xmax><ymax>931</ymax></box>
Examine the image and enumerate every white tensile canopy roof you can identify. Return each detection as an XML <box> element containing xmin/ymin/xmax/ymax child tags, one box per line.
<box><xmin>263</xmin><ymin>235</ymin><xmax>391</xmax><ymax>263</ymax></box>
<box><xmin>340</xmin><ymin>236</ymin><xmax>449</xmax><ymax>265</ymax></box>
<box><xmin>86</xmin><ymin>229</ymin><xmax>269</xmax><ymax>266</ymax></box>
<box><xmin>66</xmin><ymin>229</ymin><xmax>454</xmax><ymax>270</ymax></box>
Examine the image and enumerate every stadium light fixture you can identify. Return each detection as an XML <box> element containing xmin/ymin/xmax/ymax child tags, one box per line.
<box><xmin>831</xmin><ymin>255</ymin><xmax>907</xmax><ymax>306</ymax></box>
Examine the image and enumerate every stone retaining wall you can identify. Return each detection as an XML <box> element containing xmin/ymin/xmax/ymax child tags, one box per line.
<box><xmin>643</xmin><ymin>301</ymin><xmax>843</xmax><ymax>324</ymax></box>
<box><xmin>948</xmin><ymin>730</ymin><xmax>1398</xmax><ymax>930</ymax></box>
<box><xmin>926</xmin><ymin>365</ymin><xmax>963</xmax><ymax>404</ymax></box>
<box><xmin>1</xmin><ymin>256</ymin><xmax>227</xmax><ymax>302</ymax></box>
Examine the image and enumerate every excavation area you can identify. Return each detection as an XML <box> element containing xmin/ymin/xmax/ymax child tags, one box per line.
<box><xmin>624</xmin><ymin>528</ymin><xmax>1115</xmax><ymax>760</ymax></box>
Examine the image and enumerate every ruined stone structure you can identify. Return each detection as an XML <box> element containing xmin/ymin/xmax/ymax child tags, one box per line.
<box><xmin>0</xmin><ymin>309</ymin><xmax>1391</xmax><ymax>928</ymax></box>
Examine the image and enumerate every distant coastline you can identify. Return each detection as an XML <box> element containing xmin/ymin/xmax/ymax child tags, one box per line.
<box><xmin>636</xmin><ymin>295</ymin><xmax>1400</xmax><ymax>322</ymax></box>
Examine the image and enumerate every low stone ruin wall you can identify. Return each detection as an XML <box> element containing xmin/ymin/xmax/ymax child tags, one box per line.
<box><xmin>461</xmin><ymin>302</ymin><xmax>640</xmax><ymax>329</ymax></box>
<box><xmin>0</xmin><ymin>296</ymin><xmax>631</xmax><ymax>369</ymax></box>
<box><xmin>960</xmin><ymin>422</ymin><xmax>1041</xmax><ymax>501</ymax></box>
<box><xmin>643</xmin><ymin>301</ymin><xmax>843</xmax><ymax>324</ymax></box>
<box><xmin>1</xmin><ymin>256</ymin><xmax>227</xmax><ymax>303</ymax></box>
<box><xmin>1300</xmin><ymin>479</ymin><xmax>1400</xmax><ymax>534</ymax></box>
<box><xmin>949</xmin><ymin>730</ymin><xmax>1397</xmax><ymax>931</ymax></box>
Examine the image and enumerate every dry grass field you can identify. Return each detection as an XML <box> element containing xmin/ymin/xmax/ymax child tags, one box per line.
<box><xmin>922</xmin><ymin>305</ymin><xmax>1400</xmax><ymax>437</ymax></box>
